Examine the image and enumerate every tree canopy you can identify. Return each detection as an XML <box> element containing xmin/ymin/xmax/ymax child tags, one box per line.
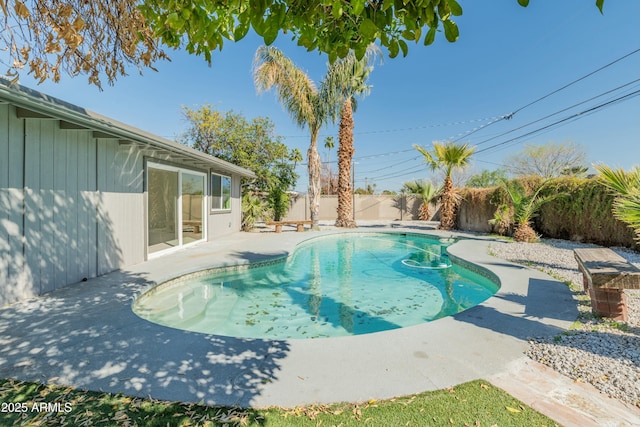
<box><xmin>180</xmin><ymin>105</ymin><xmax>298</xmax><ymax>191</ymax></box>
<box><xmin>0</xmin><ymin>0</ymin><xmax>167</xmax><ymax>88</ymax></box>
<box><xmin>466</xmin><ymin>169</ymin><xmax>508</xmax><ymax>188</ymax></box>
<box><xmin>140</xmin><ymin>0</ymin><xmax>463</xmax><ymax>64</ymax></box>
<box><xmin>2</xmin><ymin>1</ymin><xmax>605</xmax><ymax>87</ymax></box>
<box><xmin>505</xmin><ymin>141</ymin><xmax>588</xmax><ymax>179</ymax></box>
<box><xmin>141</xmin><ymin>0</ymin><xmax>605</xmax><ymax>64</ymax></box>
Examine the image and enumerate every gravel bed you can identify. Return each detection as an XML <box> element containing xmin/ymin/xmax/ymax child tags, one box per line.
<box><xmin>488</xmin><ymin>238</ymin><xmax>640</xmax><ymax>409</ymax></box>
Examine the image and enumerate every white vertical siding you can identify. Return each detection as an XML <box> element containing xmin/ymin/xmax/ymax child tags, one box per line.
<box><xmin>1</xmin><ymin>106</ymin><xmax>147</xmax><ymax>305</ymax></box>
<box><xmin>1</xmin><ymin>97</ymin><xmax>248</xmax><ymax>306</ymax></box>
<box><xmin>0</xmin><ymin>105</ymin><xmax>32</xmax><ymax>304</ymax></box>
<box><xmin>19</xmin><ymin>120</ymin><xmax>101</xmax><ymax>295</ymax></box>
<box><xmin>53</xmin><ymin>122</ymin><xmax>69</xmax><ymax>289</ymax></box>
<box><xmin>38</xmin><ymin>119</ymin><xmax>56</xmax><ymax>294</ymax></box>
<box><xmin>96</xmin><ymin>140</ymin><xmax>144</xmax><ymax>274</ymax></box>
<box><xmin>0</xmin><ymin>104</ymin><xmax>10</xmax><ymax>292</ymax></box>
<box><xmin>83</xmin><ymin>131</ymin><xmax>98</xmax><ymax>279</ymax></box>
<box><xmin>23</xmin><ymin>118</ymin><xmax>43</xmax><ymax>294</ymax></box>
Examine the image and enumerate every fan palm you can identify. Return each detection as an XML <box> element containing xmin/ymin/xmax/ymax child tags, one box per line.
<box><xmin>402</xmin><ymin>180</ymin><xmax>441</xmax><ymax>220</ymax></box>
<box><xmin>323</xmin><ymin>136</ymin><xmax>335</xmax><ymax>195</ymax></box>
<box><xmin>323</xmin><ymin>48</ymin><xmax>378</xmax><ymax>228</ymax></box>
<box><xmin>595</xmin><ymin>165</ymin><xmax>640</xmax><ymax>241</ymax></box>
<box><xmin>413</xmin><ymin>142</ymin><xmax>475</xmax><ymax>230</ymax></box>
<box><xmin>497</xmin><ymin>179</ymin><xmax>559</xmax><ymax>242</ymax></box>
<box><xmin>241</xmin><ymin>192</ymin><xmax>269</xmax><ymax>231</ymax></box>
<box><xmin>253</xmin><ymin>46</ymin><xmax>327</xmax><ymax>229</ymax></box>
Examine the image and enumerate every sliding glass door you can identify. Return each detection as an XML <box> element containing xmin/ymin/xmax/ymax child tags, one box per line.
<box><xmin>181</xmin><ymin>172</ymin><xmax>204</xmax><ymax>245</ymax></box>
<box><xmin>147</xmin><ymin>163</ymin><xmax>206</xmax><ymax>256</ymax></box>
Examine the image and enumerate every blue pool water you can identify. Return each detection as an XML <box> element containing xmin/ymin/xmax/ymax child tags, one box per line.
<box><xmin>133</xmin><ymin>233</ymin><xmax>498</xmax><ymax>339</ymax></box>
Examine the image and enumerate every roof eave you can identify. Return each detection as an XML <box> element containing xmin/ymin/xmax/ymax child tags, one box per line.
<box><xmin>0</xmin><ymin>78</ymin><xmax>257</xmax><ymax>179</ymax></box>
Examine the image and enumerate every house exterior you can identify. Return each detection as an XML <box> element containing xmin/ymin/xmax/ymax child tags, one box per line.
<box><xmin>0</xmin><ymin>78</ymin><xmax>255</xmax><ymax>306</ymax></box>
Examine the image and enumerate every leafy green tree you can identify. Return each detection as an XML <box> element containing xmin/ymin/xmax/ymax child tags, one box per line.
<box><xmin>267</xmin><ymin>185</ymin><xmax>290</xmax><ymax>222</ymax></box>
<box><xmin>466</xmin><ymin>169</ymin><xmax>508</xmax><ymax>188</ymax></box>
<box><xmin>414</xmin><ymin>141</ymin><xmax>475</xmax><ymax>230</ymax></box>
<box><xmin>2</xmin><ymin>1</ymin><xmax>606</xmax><ymax>86</ymax></box>
<box><xmin>595</xmin><ymin>165</ymin><xmax>640</xmax><ymax>241</ymax></box>
<box><xmin>140</xmin><ymin>0</ymin><xmax>605</xmax><ymax>65</ymax></box>
<box><xmin>402</xmin><ymin>180</ymin><xmax>441</xmax><ymax>220</ymax></box>
<box><xmin>505</xmin><ymin>141</ymin><xmax>588</xmax><ymax>179</ymax></box>
<box><xmin>141</xmin><ymin>0</ymin><xmax>466</xmax><ymax>65</ymax></box>
<box><xmin>354</xmin><ymin>183</ymin><xmax>377</xmax><ymax>195</ymax></box>
<box><xmin>180</xmin><ymin>105</ymin><xmax>297</xmax><ymax>192</ymax></box>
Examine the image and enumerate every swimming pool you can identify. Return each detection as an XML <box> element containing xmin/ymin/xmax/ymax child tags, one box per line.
<box><xmin>133</xmin><ymin>233</ymin><xmax>499</xmax><ymax>339</ymax></box>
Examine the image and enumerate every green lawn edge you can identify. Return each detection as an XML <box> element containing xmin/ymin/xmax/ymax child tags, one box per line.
<box><xmin>0</xmin><ymin>378</ymin><xmax>559</xmax><ymax>426</ymax></box>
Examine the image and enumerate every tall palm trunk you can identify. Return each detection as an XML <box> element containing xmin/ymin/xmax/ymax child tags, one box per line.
<box><xmin>440</xmin><ymin>176</ymin><xmax>456</xmax><ymax>230</ymax></box>
<box><xmin>308</xmin><ymin>128</ymin><xmax>322</xmax><ymax>229</ymax></box>
<box><xmin>335</xmin><ymin>98</ymin><xmax>357</xmax><ymax>228</ymax></box>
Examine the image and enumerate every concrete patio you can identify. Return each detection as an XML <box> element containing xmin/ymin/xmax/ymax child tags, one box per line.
<box><xmin>0</xmin><ymin>221</ymin><xmax>638</xmax><ymax>426</ymax></box>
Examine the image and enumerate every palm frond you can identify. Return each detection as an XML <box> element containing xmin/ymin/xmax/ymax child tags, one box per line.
<box><xmin>320</xmin><ymin>46</ymin><xmax>378</xmax><ymax>121</ymax></box>
<box><xmin>253</xmin><ymin>46</ymin><xmax>321</xmax><ymax>130</ymax></box>
<box><xmin>415</xmin><ymin>141</ymin><xmax>475</xmax><ymax>177</ymax></box>
<box><xmin>595</xmin><ymin>164</ymin><xmax>640</xmax><ymax>241</ymax></box>
<box><xmin>595</xmin><ymin>164</ymin><xmax>640</xmax><ymax>196</ymax></box>
<box><xmin>413</xmin><ymin>144</ymin><xmax>440</xmax><ymax>172</ymax></box>
<box><xmin>402</xmin><ymin>179</ymin><xmax>441</xmax><ymax>203</ymax></box>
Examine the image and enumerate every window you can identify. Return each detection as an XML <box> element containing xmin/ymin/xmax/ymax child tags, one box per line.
<box><xmin>211</xmin><ymin>173</ymin><xmax>231</xmax><ymax>210</ymax></box>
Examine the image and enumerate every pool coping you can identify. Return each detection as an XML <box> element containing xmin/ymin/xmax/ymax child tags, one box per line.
<box><xmin>1</xmin><ymin>222</ymin><xmax>638</xmax><ymax>424</ymax></box>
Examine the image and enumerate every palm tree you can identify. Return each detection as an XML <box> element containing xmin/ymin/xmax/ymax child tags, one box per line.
<box><xmin>402</xmin><ymin>180</ymin><xmax>441</xmax><ymax>220</ymax></box>
<box><xmin>497</xmin><ymin>179</ymin><xmax>559</xmax><ymax>242</ymax></box>
<box><xmin>253</xmin><ymin>46</ymin><xmax>327</xmax><ymax>229</ymax></box>
<box><xmin>413</xmin><ymin>141</ymin><xmax>475</xmax><ymax>230</ymax></box>
<box><xmin>241</xmin><ymin>192</ymin><xmax>269</xmax><ymax>231</ymax></box>
<box><xmin>290</xmin><ymin>148</ymin><xmax>303</xmax><ymax>167</ymax></box>
<box><xmin>323</xmin><ymin>48</ymin><xmax>378</xmax><ymax>228</ymax></box>
<box><xmin>595</xmin><ymin>164</ymin><xmax>640</xmax><ymax>241</ymax></box>
<box><xmin>324</xmin><ymin>136</ymin><xmax>335</xmax><ymax>194</ymax></box>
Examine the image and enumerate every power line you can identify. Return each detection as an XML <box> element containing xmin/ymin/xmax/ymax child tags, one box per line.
<box><xmin>357</xmin><ymin>155</ymin><xmax>421</xmax><ymax>175</ymax></box>
<box><xmin>298</xmin><ymin>50</ymin><xmax>640</xmax><ymax>183</ymax></box>
<box><xmin>474</xmin><ymin>78</ymin><xmax>640</xmax><ymax>147</ymax></box>
<box><xmin>364</xmin><ymin>165</ymin><xmax>427</xmax><ymax>182</ymax></box>
<box><xmin>475</xmin><ymin>89</ymin><xmax>640</xmax><ymax>155</ymax></box>
<box><xmin>511</xmin><ymin>48</ymin><xmax>640</xmax><ymax>116</ymax></box>
<box><xmin>364</xmin><ymin>86</ymin><xmax>640</xmax><ymax>182</ymax></box>
<box><xmin>451</xmin><ymin>115</ymin><xmax>510</xmax><ymax>142</ymax></box>
<box><xmin>281</xmin><ymin>115</ymin><xmax>503</xmax><ymax>138</ymax></box>
<box><xmin>449</xmin><ymin>48</ymin><xmax>640</xmax><ymax>143</ymax></box>
<box><xmin>304</xmin><ymin>85</ymin><xmax>640</xmax><ymax>181</ymax></box>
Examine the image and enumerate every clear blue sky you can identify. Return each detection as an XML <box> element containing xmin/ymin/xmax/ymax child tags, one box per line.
<box><xmin>8</xmin><ymin>1</ymin><xmax>640</xmax><ymax>192</ymax></box>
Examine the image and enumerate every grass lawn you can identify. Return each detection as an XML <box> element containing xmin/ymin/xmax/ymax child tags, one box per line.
<box><xmin>0</xmin><ymin>378</ymin><xmax>559</xmax><ymax>426</ymax></box>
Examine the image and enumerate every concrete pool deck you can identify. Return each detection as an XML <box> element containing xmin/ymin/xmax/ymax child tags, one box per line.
<box><xmin>1</xmin><ymin>221</ymin><xmax>638</xmax><ymax>426</ymax></box>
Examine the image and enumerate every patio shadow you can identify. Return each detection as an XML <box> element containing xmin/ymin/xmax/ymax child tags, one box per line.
<box><xmin>455</xmin><ymin>277</ymin><xmax>579</xmax><ymax>341</ymax></box>
<box><xmin>0</xmin><ymin>268</ymin><xmax>290</xmax><ymax>407</ymax></box>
